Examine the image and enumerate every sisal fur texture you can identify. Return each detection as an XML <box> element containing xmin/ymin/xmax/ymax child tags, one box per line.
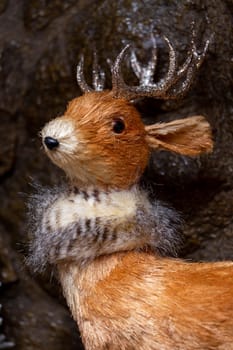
<box><xmin>41</xmin><ymin>92</ymin><xmax>213</xmax><ymax>191</ymax></box>
<box><xmin>60</xmin><ymin>251</ymin><xmax>233</xmax><ymax>350</ymax></box>
<box><xmin>42</xmin><ymin>92</ymin><xmax>150</xmax><ymax>190</ymax></box>
<box><xmin>27</xmin><ymin>183</ymin><xmax>182</xmax><ymax>272</ymax></box>
<box><xmin>28</xmin><ymin>41</ymin><xmax>218</xmax><ymax>349</ymax></box>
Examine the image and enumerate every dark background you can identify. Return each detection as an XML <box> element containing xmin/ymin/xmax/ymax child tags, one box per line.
<box><xmin>0</xmin><ymin>1</ymin><xmax>232</xmax><ymax>349</ymax></box>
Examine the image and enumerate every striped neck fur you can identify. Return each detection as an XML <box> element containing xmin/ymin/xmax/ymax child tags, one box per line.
<box><xmin>27</xmin><ymin>183</ymin><xmax>182</xmax><ymax>272</ymax></box>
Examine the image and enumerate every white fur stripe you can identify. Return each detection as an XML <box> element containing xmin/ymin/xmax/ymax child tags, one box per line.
<box><xmin>46</xmin><ymin>187</ymin><xmax>151</xmax><ymax>232</ymax></box>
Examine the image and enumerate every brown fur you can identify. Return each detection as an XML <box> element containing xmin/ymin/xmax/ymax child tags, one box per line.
<box><xmin>145</xmin><ymin>116</ymin><xmax>213</xmax><ymax>156</ymax></box>
<box><xmin>38</xmin><ymin>89</ymin><xmax>227</xmax><ymax>349</ymax></box>
<box><xmin>48</xmin><ymin>91</ymin><xmax>213</xmax><ymax>190</ymax></box>
<box><xmin>64</xmin><ymin>92</ymin><xmax>150</xmax><ymax>189</ymax></box>
<box><xmin>59</xmin><ymin>251</ymin><xmax>233</xmax><ymax>350</ymax></box>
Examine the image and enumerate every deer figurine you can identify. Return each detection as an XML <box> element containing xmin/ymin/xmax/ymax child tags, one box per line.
<box><xmin>28</xmin><ymin>30</ymin><xmax>233</xmax><ymax>350</ymax></box>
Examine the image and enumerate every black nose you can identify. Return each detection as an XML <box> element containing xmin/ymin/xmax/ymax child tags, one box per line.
<box><xmin>44</xmin><ymin>136</ymin><xmax>59</xmax><ymax>150</ymax></box>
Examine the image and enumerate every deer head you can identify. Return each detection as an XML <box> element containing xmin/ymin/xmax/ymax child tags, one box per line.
<box><xmin>41</xmin><ymin>29</ymin><xmax>213</xmax><ymax>190</ymax></box>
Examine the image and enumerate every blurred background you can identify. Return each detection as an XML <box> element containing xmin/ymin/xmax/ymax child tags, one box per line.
<box><xmin>0</xmin><ymin>1</ymin><xmax>232</xmax><ymax>349</ymax></box>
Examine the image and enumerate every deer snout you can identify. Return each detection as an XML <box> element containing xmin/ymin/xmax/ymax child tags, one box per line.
<box><xmin>44</xmin><ymin>136</ymin><xmax>59</xmax><ymax>150</ymax></box>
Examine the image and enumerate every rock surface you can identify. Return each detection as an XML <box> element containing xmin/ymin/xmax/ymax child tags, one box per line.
<box><xmin>0</xmin><ymin>0</ymin><xmax>232</xmax><ymax>348</ymax></box>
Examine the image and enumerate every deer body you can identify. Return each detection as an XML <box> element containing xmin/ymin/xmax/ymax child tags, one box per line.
<box><xmin>59</xmin><ymin>252</ymin><xmax>233</xmax><ymax>350</ymax></box>
<box><xmin>28</xmin><ymin>32</ymin><xmax>233</xmax><ymax>349</ymax></box>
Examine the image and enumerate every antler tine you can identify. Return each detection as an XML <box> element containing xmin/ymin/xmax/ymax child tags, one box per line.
<box><xmin>130</xmin><ymin>32</ymin><xmax>158</xmax><ymax>86</ymax></box>
<box><xmin>111</xmin><ymin>44</ymin><xmax>133</xmax><ymax>99</ymax></box>
<box><xmin>163</xmin><ymin>28</ymin><xmax>212</xmax><ymax>99</ymax></box>
<box><xmin>147</xmin><ymin>32</ymin><xmax>158</xmax><ymax>82</ymax></box>
<box><xmin>130</xmin><ymin>50</ymin><xmax>142</xmax><ymax>80</ymax></box>
<box><xmin>92</xmin><ymin>52</ymin><xmax>105</xmax><ymax>91</ymax></box>
<box><xmin>77</xmin><ymin>53</ymin><xmax>106</xmax><ymax>93</ymax></box>
<box><xmin>76</xmin><ymin>55</ymin><xmax>93</xmax><ymax>93</ymax></box>
<box><xmin>155</xmin><ymin>35</ymin><xmax>177</xmax><ymax>91</ymax></box>
<box><xmin>189</xmin><ymin>23</ymin><xmax>207</xmax><ymax>69</ymax></box>
<box><xmin>192</xmin><ymin>32</ymin><xmax>213</xmax><ymax>69</ymax></box>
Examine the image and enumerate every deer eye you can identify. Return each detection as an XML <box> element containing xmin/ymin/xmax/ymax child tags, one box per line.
<box><xmin>112</xmin><ymin>118</ymin><xmax>125</xmax><ymax>134</ymax></box>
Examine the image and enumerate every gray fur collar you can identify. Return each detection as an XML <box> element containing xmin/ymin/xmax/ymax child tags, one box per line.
<box><xmin>27</xmin><ymin>184</ymin><xmax>182</xmax><ymax>272</ymax></box>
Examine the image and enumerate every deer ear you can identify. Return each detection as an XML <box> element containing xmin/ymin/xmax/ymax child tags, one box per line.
<box><xmin>145</xmin><ymin>116</ymin><xmax>213</xmax><ymax>156</ymax></box>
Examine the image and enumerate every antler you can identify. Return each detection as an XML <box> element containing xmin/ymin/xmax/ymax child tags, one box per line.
<box><xmin>77</xmin><ymin>52</ymin><xmax>105</xmax><ymax>93</ymax></box>
<box><xmin>130</xmin><ymin>33</ymin><xmax>158</xmax><ymax>87</ymax></box>
<box><xmin>111</xmin><ymin>27</ymin><xmax>211</xmax><ymax>100</ymax></box>
<box><xmin>77</xmin><ymin>27</ymin><xmax>211</xmax><ymax>100</ymax></box>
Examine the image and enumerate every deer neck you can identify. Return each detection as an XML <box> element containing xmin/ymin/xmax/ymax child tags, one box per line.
<box><xmin>28</xmin><ymin>182</ymin><xmax>180</xmax><ymax>273</ymax></box>
<box><xmin>58</xmin><ymin>253</ymin><xmax>124</xmax><ymax>325</ymax></box>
